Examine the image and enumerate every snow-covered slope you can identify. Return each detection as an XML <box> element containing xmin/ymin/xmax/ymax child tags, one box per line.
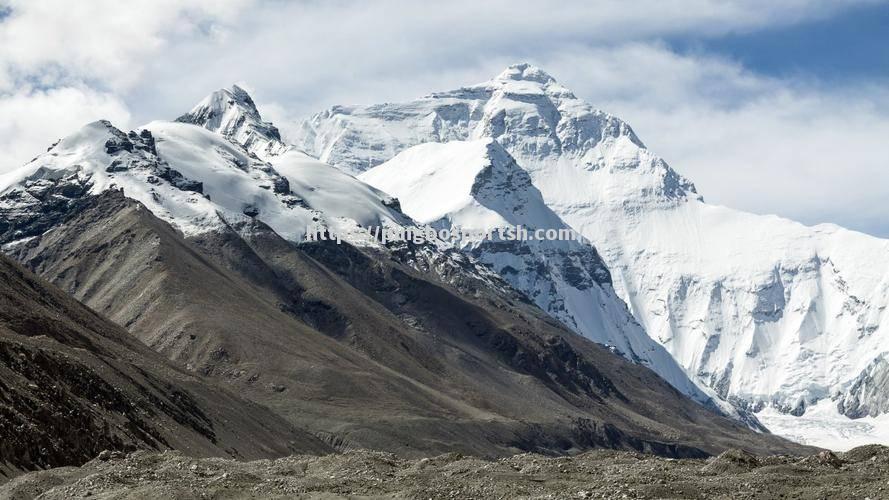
<box><xmin>174</xmin><ymin>86</ymin><xmax>417</xmax><ymax>243</ymax></box>
<box><xmin>360</xmin><ymin>139</ymin><xmax>713</xmax><ymax>404</ymax></box>
<box><xmin>295</xmin><ymin>63</ymin><xmax>889</xmax><ymax>437</ymax></box>
<box><xmin>0</xmin><ymin>117</ymin><xmax>418</xmax><ymax>251</ymax></box>
<box><xmin>0</xmin><ymin>86</ymin><xmax>519</xmax><ymax>315</ymax></box>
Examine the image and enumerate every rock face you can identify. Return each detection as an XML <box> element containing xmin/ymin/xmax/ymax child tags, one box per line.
<box><xmin>295</xmin><ymin>63</ymin><xmax>889</xmax><ymax>423</ymax></box>
<box><xmin>837</xmin><ymin>354</ymin><xmax>889</xmax><ymax>418</ymax></box>
<box><xmin>0</xmin><ymin>252</ymin><xmax>329</xmax><ymax>480</ymax></box>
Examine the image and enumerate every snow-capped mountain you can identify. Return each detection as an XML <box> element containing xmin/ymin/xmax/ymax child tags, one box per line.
<box><xmin>0</xmin><ymin>84</ymin><xmax>731</xmax><ymax>412</ymax></box>
<box><xmin>174</xmin><ymin>87</ymin><xmax>416</xmax><ymax>243</ymax></box>
<box><xmin>170</xmin><ymin>86</ymin><xmax>515</xmax><ymax>289</ymax></box>
<box><xmin>172</xmin><ymin>85</ymin><xmax>724</xmax><ymax>409</ymax></box>
<box><xmin>0</xmin><ymin>118</ymin><xmax>413</xmax><ymax>251</ymax></box>
<box><xmin>359</xmin><ymin>138</ymin><xmax>712</xmax><ymax>404</ymax></box>
<box><xmin>186</xmin><ymin>87</ymin><xmax>720</xmax><ymax>413</ymax></box>
<box><xmin>0</xmin><ymin>88</ymin><xmax>521</xmax><ymax>307</ymax></box>
<box><xmin>295</xmin><ymin>63</ymin><xmax>889</xmax><ymax>435</ymax></box>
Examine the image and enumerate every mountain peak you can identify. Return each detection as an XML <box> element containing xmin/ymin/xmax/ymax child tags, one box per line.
<box><xmin>493</xmin><ymin>63</ymin><xmax>556</xmax><ymax>84</ymax></box>
<box><xmin>177</xmin><ymin>85</ymin><xmax>261</xmax><ymax>123</ymax></box>
<box><xmin>177</xmin><ymin>84</ymin><xmax>285</xmax><ymax>158</ymax></box>
<box><xmin>87</xmin><ymin>119</ymin><xmax>117</xmax><ymax>129</ymax></box>
<box><xmin>228</xmin><ymin>84</ymin><xmax>255</xmax><ymax>105</ymax></box>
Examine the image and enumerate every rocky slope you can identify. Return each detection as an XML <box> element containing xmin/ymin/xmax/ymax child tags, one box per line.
<box><xmin>0</xmin><ymin>92</ymin><xmax>810</xmax><ymax>458</ymax></box>
<box><xmin>2</xmin><ymin>189</ymin><xmax>806</xmax><ymax>459</ymax></box>
<box><xmin>0</xmin><ymin>252</ymin><xmax>330</xmax><ymax>481</ymax></box>
<box><xmin>295</xmin><ymin>63</ymin><xmax>889</xmax><ymax>442</ymax></box>
<box><xmin>4</xmin><ymin>446</ymin><xmax>888</xmax><ymax>500</ymax></box>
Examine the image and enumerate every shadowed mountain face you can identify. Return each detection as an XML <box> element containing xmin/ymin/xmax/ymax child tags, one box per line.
<box><xmin>2</xmin><ymin>190</ymin><xmax>813</xmax><ymax>459</ymax></box>
<box><xmin>0</xmin><ymin>250</ymin><xmax>331</xmax><ymax>481</ymax></box>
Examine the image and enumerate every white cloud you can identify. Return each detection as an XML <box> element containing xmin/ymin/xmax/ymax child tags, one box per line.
<box><xmin>0</xmin><ymin>0</ymin><xmax>246</xmax><ymax>170</ymax></box>
<box><xmin>0</xmin><ymin>86</ymin><xmax>130</xmax><ymax>172</ymax></box>
<box><xmin>617</xmin><ymin>88</ymin><xmax>889</xmax><ymax>236</ymax></box>
<box><xmin>0</xmin><ymin>0</ymin><xmax>249</xmax><ymax>92</ymax></box>
<box><xmin>120</xmin><ymin>0</ymin><xmax>881</xmax><ymax>116</ymax></box>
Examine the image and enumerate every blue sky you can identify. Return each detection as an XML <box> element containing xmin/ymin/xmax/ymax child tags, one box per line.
<box><xmin>683</xmin><ymin>2</ymin><xmax>889</xmax><ymax>82</ymax></box>
<box><xmin>1</xmin><ymin>0</ymin><xmax>887</xmax><ymax>236</ymax></box>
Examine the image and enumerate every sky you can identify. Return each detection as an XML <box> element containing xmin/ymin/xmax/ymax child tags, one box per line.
<box><xmin>1</xmin><ymin>0</ymin><xmax>887</xmax><ymax>236</ymax></box>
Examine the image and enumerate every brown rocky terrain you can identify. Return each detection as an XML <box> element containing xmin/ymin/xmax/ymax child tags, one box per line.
<box><xmin>3</xmin><ymin>445</ymin><xmax>889</xmax><ymax>499</ymax></box>
<box><xmin>3</xmin><ymin>191</ymin><xmax>813</xmax><ymax>459</ymax></box>
<box><xmin>0</xmin><ymin>252</ymin><xmax>331</xmax><ymax>481</ymax></box>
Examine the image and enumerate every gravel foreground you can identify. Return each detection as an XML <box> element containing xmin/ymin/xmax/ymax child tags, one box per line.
<box><xmin>2</xmin><ymin>446</ymin><xmax>888</xmax><ymax>499</ymax></box>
